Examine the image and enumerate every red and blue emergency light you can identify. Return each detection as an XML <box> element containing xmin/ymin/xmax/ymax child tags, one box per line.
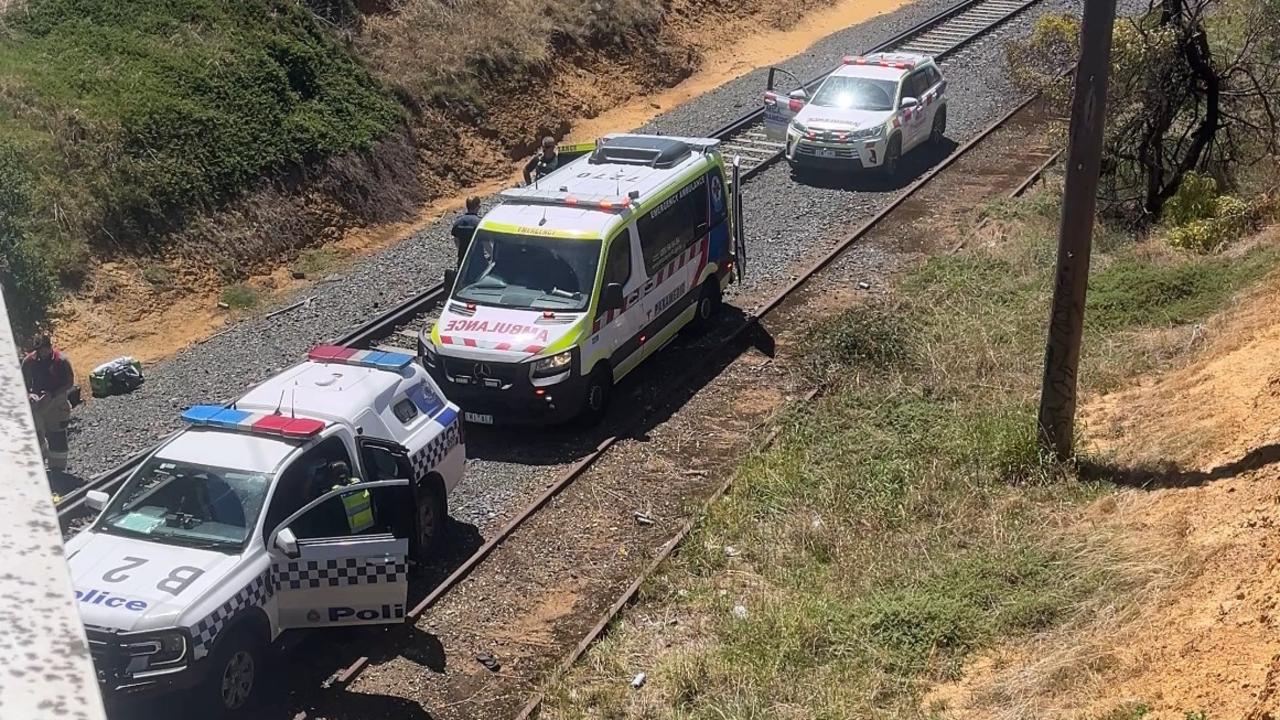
<box><xmin>307</xmin><ymin>345</ymin><xmax>414</xmax><ymax>371</ymax></box>
<box><xmin>181</xmin><ymin>405</ymin><xmax>326</xmax><ymax>439</ymax></box>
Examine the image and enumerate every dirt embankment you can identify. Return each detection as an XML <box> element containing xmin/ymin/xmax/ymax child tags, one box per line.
<box><xmin>54</xmin><ymin>0</ymin><xmax>906</xmax><ymax>374</ymax></box>
<box><xmin>926</xmin><ymin>228</ymin><xmax>1280</xmax><ymax>719</ymax></box>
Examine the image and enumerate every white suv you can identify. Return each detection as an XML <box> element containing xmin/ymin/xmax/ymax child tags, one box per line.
<box><xmin>764</xmin><ymin>52</ymin><xmax>948</xmax><ymax>176</ymax></box>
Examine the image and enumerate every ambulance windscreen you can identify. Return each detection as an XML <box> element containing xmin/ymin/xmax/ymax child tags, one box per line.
<box><xmin>95</xmin><ymin>457</ymin><xmax>270</xmax><ymax>550</ymax></box>
<box><xmin>454</xmin><ymin>229</ymin><xmax>601</xmax><ymax>312</ymax></box>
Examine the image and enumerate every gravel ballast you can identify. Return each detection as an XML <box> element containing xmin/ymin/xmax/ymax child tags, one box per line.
<box><xmin>66</xmin><ymin>0</ymin><xmax>1121</xmax><ymax>535</ymax></box>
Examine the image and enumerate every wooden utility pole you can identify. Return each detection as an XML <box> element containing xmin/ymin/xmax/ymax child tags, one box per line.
<box><xmin>1037</xmin><ymin>0</ymin><xmax>1118</xmax><ymax>460</ymax></box>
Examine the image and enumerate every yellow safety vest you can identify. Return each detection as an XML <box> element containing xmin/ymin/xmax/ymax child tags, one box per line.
<box><xmin>335</xmin><ymin>481</ymin><xmax>374</xmax><ymax>534</ymax></box>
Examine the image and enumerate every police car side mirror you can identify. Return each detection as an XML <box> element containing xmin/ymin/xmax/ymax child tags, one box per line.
<box><xmin>900</xmin><ymin>97</ymin><xmax>919</xmax><ymax>109</ymax></box>
<box><xmin>788</xmin><ymin>88</ymin><xmax>807</xmax><ymax>100</ymax></box>
<box><xmin>273</xmin><ymin>527</ymin><xmax>300</xmax><ymax>558</ymax></box>
<box><xmin>443</xmin><ymin>268</ymin><xmax>458</xmax><ymax>291</ymax></box>
<box><xmin>85</xmin><ymin>490</ymin><xmax>110</xmax><ymax>512</ymax></box>
<box><xmin>601</xmin><ymin>283</ymin><xmax>625</xmax><ymax>312</ymax></box>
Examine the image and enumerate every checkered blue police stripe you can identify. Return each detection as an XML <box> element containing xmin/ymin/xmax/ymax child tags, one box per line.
<box><xmin>408</xmin><ymin>413</ymin><xmax>460</xmax><ymax>480</ymax></box>
<box><xmin>189</xmin><ymin>571</ymin><xmax>272</xmax><ymax>659</ymax></box>
<box><xmin>272</xmin><ymin>556</ymin><xmax>408</xmax><ymax>592</ymax></box>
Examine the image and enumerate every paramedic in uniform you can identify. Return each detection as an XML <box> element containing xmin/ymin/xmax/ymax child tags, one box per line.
<box><xmin>522</xmin><ymin>136</ymin><xmax>559</xmax><ymax>185</ymax></box>
<box><xmin>22</xmin><ymin>334</ymin><xmax>75</xmax><ymax>473</ymax></box>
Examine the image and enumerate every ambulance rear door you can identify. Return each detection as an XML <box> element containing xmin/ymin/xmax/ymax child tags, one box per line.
<box><xmin>763</xmin><ymin>68</ymin><xmax>806</xmax><ymax>142</ymax></box>
<box><xmin>269</xmin><ymin>480</ymin><xmax>410</xmax><ymax>629</ymax></box>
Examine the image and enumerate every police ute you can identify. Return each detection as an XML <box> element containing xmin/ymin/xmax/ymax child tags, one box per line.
<box><xmin>420</xmin><ymin>133</ymin><xmax>747</xmax><ymax>425</ymax></box>
<box><xmin>65</xmin><ymin>345</ymin><xmax>464</xmax><ymax>716</ymax></box>
<box><xmin>763</xmin><ymin>52</ymin><xmax>948</xmax><ymax>176</ymax></box>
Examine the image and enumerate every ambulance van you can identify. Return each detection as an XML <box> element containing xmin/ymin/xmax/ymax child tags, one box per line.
<box><xmin>419</xmin><ymin>134</ymin><xmax>747</xmax><ymax>425</ymax></box>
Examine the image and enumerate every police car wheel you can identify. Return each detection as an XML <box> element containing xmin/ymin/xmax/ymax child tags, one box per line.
<box><xmin>931</xmin><ymin>108</ymin><xmax>947</xmax><ymax>145</ymax></box>
<box><xmin>206</xmin><ymin>629</ymin><xmax>263</xmax><ymax>716</ymax></box>
<box><xmin>413</xmin><ymin>481</ymin><xmax>447</xmax><ymax>559</ymax></box>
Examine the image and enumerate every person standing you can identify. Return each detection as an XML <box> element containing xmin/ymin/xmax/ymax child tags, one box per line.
<box><xmin>450</xmin><ymin>196</ymin><xmax>482</xmax><ymax>268</ymax></box>
<box><xmin>522</xmin><ymin>136</ymin><xmax>560</xmax><ymax>186</ymax></box>
<box><xmin>21</xmin><ymin>334</ymin><xmax>75</xmax><ymax>474</ymax></box>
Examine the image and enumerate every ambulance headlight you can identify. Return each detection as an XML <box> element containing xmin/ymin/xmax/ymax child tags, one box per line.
<box><xmin>530</xmin><ymin>349</ymin><xmax>573</xmax><ymax>379</ymax></box>
<box><xmin>123</xmin><ymin>630</ymin><xmax>188</xmax><ymax>668</ymax></box>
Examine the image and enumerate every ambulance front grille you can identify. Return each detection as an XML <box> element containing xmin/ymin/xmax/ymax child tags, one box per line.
<box><xmin>442</xmin><ymin>357</ymin><xmax>521</xmax><ymax>386</ymax></box>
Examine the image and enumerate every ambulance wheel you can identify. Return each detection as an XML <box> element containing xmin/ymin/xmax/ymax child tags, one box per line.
<box><xmin>580</xmin><ymin>366</ymin><xmax>613</xmax><ymax>425</ymax></box>
<box><xmin>689</xmin><ymin>280</ymin><xmax>722</xmax><ymax>333</ymax></box>
<box><xmin>931</xmin><ymin>107</ymin><xmax>947</xmax><ymax>145</ymax></box>
<box><xmin>413</xmin><ymin>477</ymin><xmax>448</xmax><ymax>560</ymax></box>
<box><xmin>881</xmin><ymin>135</ymin><xmax>902</xmax><ymax>177</ymax></box>
<box><xmin>204</xmin><ymin>627</ymin><xmax>264</xmax><ymax>717</ymax></box>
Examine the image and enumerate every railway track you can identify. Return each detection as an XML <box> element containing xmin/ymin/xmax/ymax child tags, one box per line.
<box><xmin>309</xmin><ymin>90</ymin><xmax>1062</xmax><ymax>719</ymax></box>
<box><xmin>54</xmin><ymin>0</ymin><xmax>1042</xmax><ymax>533</ymax></box>
<box><xmin>60</xmin><ymin>2</ymin><xmax>1068</xmax><ymax>715</ymax></box>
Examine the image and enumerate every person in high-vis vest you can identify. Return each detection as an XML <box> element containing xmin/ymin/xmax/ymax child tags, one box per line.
<box><xmin>22</xmin><ymin>334</ymin><xmax>75</xmax><ymax>473</ymax></box>
<box><xmin>327</xmin><ymin>461</ymin><xmax>374</xmax><ymax>534</ymax></box>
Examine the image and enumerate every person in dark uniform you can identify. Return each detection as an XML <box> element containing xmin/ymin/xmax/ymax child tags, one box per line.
<box><xmin>21</xmin><ymin>334</ymin><xmax>75</xmax><ymax>473</ymax></box>
<box><xmin>522</xmin><ymin>136</ymin><xmax>559</xmax><ymax>185</ymax></box>
<box><xmin>450</xmin><ymin>196</ymin><xmax>482</xmax><ymax>268</ymax></box>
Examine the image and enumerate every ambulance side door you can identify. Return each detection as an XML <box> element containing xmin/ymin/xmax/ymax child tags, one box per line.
<box><xmin>638</xmin><ymin>176</ymin><xmax>706</xmax><ymax>359</ymax></box>
<box><xmin>264</xmin><ymin>439</ymin><xmax>410</xmax><ymax>629</ymax></box>
<box><xmin>590</xmin><ymin>226</ymin><xmax>643</xmax><ymax>378</ymax></box>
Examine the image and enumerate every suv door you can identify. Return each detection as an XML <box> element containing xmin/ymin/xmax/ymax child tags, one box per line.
<box><xmin>269</xmin><ymin>480</ymin><xmax>410</xmax><ymax>628</ymax></box>
<box><xmin>763</xmin><ymin>68</ymin><xmax>806</xmax><ymax>142</ymax></box>
<box><xmin>900</xmin><ymin>71</ymin><xmax>932</xmax><ymax>150</ymax></box>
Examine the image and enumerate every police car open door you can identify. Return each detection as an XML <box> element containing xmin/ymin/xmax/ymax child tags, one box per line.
<box><xmin>763</xmin><ymin>67</ymin><xmax>806</xmax><ymax>142</ymax></box>
<box><xmin>269</xmin><ymin>479</ymin><xmax>409</xmax><ymax>629</ymax></box>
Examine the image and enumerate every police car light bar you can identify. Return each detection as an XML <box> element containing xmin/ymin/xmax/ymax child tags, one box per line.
<box><xmin>307</xmin><ymin>345</ymin><xmax>414</xmax><ymax>371</ymax></box>
<box><xmin>181</xmin><ymin>405</ymin><xmax>326</xmax><ymax>439</ymax></box>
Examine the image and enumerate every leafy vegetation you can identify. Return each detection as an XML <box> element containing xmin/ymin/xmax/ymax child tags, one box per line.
<box><xmin>1007</xmin><ymin>0</ymin><xmax>1280</xmax><ymax>222</ymax></box>
<box><xmin>540</xmin><ymin>189</ymin><xmax>1277</xmax><ymax>719</ymax></box>
<box><xmin>0</xmin><ymin>0</ymin><xmax>401</xmax><ymax>336</ymax></box>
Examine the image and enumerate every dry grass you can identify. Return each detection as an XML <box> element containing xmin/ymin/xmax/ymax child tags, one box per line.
<box><xmin>537</xmin><ymin>186</ymin><xmax>1279</xmax><ymax>720</ymax></box>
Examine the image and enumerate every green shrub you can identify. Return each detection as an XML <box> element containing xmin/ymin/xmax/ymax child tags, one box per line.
<box><xmin>220</xmin><ymin>283</ymin><xmax>260</xmax><ymax>310</ymax></box>
<box><xmin>1164</xmin><ymin>172</ymin><xmax>1256</xmax><ymax>252</ymax></box>
<box><xmin>0</xmin><ymin>0</ymin><xmax>402</xmax><ymax>249</ymax></box>
<box><xmin>1088</xmin><ymin>249</ymin><xmax>1277</xmax><ymax>329</ymax></box>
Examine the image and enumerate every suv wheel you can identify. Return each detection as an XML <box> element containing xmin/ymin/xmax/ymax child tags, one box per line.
<box><xmin>931</xmin><ymin>107</ymin><xmax>947</xmax><ymax>145</ymax></box>
<box><xmin>882</xmin><ymin>135</ymin><xmax>902</xmax><ymax>177</ymax></box>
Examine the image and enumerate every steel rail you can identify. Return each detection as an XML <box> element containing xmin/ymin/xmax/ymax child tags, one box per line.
<box><xmin>512</xmin><ymin>88</ymin><xmax>1056</xmax><ymax>720</ymax></box>
<box><xmin>326</xmin><ymin>86</ymin><xmax>1057</xmax><ymax>706</ymax></box>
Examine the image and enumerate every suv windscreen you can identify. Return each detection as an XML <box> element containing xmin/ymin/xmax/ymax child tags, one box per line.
<box><xmin>454</xmin><ymin>229</ymin><xmax>601</xmax><ymax>311</ymax></box>
<box><xmin>95</xmin><ymin>457</ymin><xmax>270</xmax><ymax>550</ymax></box>
<box><xmin>811</xmin><ymin>76</ymin><xmax>899</xmax><ymax>111</ymax></box>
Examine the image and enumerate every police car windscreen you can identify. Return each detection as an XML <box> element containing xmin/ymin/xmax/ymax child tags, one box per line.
<box><xmin>454</xmin><ymin>229</ymin><xmax>601</xmax><ymax>312</ymax></box>
<box><xmin>811</xmin><ymin>76</ymin><xmax>898</xmax><ymax>111</ymax></box>
<box><xmin>95</xmin><ymin>458</ymin><xmax>270</xmax><ymax>550</ymax></box>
